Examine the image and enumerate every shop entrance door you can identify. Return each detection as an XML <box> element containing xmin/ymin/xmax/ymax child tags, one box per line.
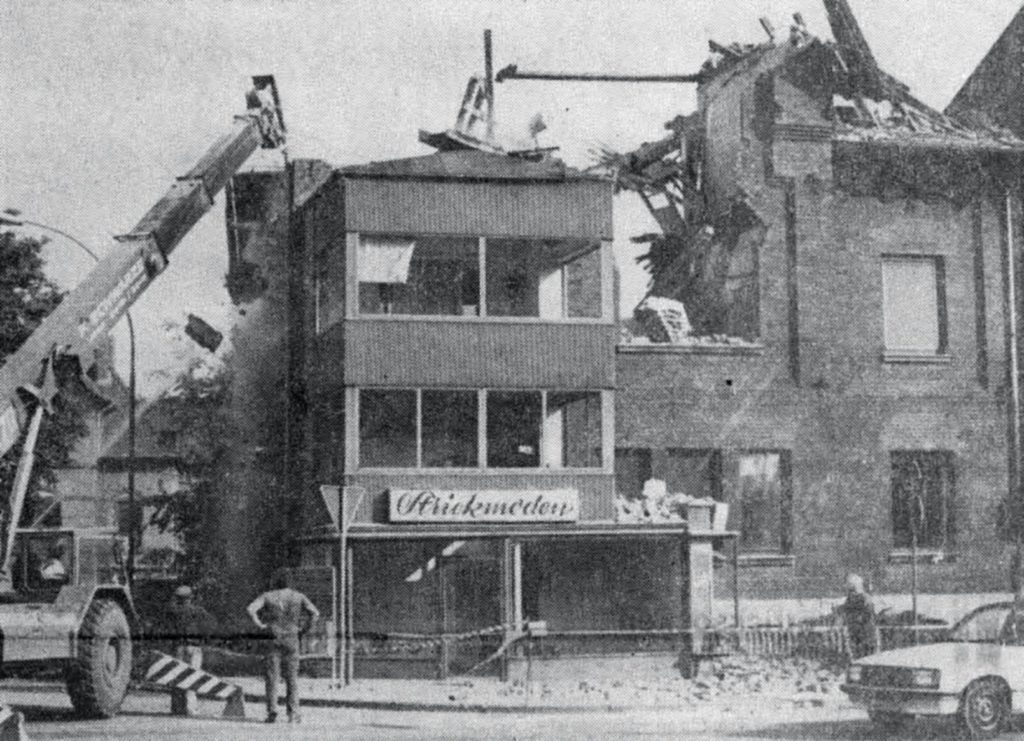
<box><xmin>439</xmin><ymin>541</ymin><xmax>503</xmax><ymax>677</ymax></box>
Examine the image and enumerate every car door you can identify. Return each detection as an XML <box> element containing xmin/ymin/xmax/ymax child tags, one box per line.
<box><xmin>997</xmin><ymin>608</ymin><xmax>1024</xmax><ymax>698</ymax></box>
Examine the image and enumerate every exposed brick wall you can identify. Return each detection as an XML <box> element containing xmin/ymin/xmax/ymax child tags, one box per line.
<box><xmin>617</xmin><ymin>184</ymin><xmax>1014</xmax><ymax>604</ymax></box>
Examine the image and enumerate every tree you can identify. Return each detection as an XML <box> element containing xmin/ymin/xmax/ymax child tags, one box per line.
<box><xmin>146</xmin><ymin>359</ymin><xmax>237</xmax><ymax>622</ymax></box>
<box><xmin>0</xmin><ymin>230</ymin><xmax>86</xmax><ymax>509</ymax></box>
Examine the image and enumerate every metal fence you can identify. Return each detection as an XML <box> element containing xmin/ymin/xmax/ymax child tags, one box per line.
<box><xmin>719</xmin><ymin>623</ymin><xmax>950</xmax><ymax>663</ymax></box>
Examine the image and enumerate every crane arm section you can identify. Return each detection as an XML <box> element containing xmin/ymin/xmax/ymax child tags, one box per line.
<box><xmin>0</xmin><ymin>76</ymin><xmax>285</xmax><ymax>461</ymax></box>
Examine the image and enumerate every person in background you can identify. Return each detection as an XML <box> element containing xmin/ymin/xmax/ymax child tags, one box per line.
<box><xmin>167</xmin><ymin>585</ymin><xmax>216</xmax><ymax>716</ymax></box>
<box><xmin>246</xmin><ymin>570</ymin><xmax>320</xmax><ymax>724</ymax></box>
<box><xmin>836</xmin><ymin>573</ymin><xmax>877</xmax><ymax>658</ymax></box>
<box><xmin>39</xmin><ymin>545</ymin><xmax>67</xmax><ymax>582</ymax></box>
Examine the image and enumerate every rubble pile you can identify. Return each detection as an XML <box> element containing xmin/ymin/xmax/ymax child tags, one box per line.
<box><xmin>485</xmin><ymin>655</ymin><xmax>843</xmax><ymax>709</ymax></box>
<box><xmin>624</xmin><ymin>296</ymin><xmax>760</xmax><ymax>348</ymax></box>
<box><xmin>615</xmin><ymin>478</ymin><xmax>718</xmax><ymax>524</ymax></box>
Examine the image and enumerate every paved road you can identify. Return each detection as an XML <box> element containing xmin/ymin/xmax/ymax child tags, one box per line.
<box><xmin>10</xmin><ymin>688</ymin><xmax>1024</xmax><ymax>740</ymax></box>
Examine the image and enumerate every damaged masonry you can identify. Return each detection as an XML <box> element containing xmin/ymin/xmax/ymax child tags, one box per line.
<box><xmin>18</xmin><ymin>0</ymin><xmax>1006</xmax><ymax>699</ymax></box>
<box><xmin>210</xmin><ymin>0</ymin><xmax>1024</xmax><ymax>687</ymax></box>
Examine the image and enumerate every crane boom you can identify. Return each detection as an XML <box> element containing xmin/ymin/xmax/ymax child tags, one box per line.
<box><xmin>0</xmin><ymin>77</ymin><xmax>284</xmax><ymax>461</ymax></box>
<box><xmin>0</xmin><ymin>77</ymin><xmax>285</xmax><ymax>585</ymax></box>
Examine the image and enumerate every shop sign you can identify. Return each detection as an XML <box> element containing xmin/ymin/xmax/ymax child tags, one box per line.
<box><xmin>389</xmin><ymin>488</ymin><xmax>579</xmax><ymax>523</ymax></box>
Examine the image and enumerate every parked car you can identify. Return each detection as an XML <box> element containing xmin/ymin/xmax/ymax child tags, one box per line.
<box><xmin>842</xmin><ymin>601</ymin><xmax>1024</xmax><ymax>738</ymax></box>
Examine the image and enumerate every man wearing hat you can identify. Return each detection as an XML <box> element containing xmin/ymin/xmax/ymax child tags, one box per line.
<box><xmin>167</xmin><ymin>585</ymin><xmax>216</xmax><ymax>716</ymax></box>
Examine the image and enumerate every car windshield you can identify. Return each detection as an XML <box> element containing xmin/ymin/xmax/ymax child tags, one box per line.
<box><xmin>950</xmin><ymin>605</ymin><xmax>1012</xmax><ymax>643</ymax></box>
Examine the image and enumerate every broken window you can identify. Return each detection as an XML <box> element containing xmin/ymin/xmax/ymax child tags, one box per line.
<box><xmin>891</xmin><ymin>451</ymin><xmax>955</xmax><ymax>551</ymax></box>
<box><xmin>882</xmin><ymin>256</ymin><xmax>947</xmax><ymax>355</ymax></box>
<box><xmin>485</xmin><ymin>239</ymin><xmax>602</xmax><ymax>319</ymax></box>
<box><xmin>358</xmin><ymin>236</ymin><xmax>479</xmax><ymax>316</ymax></box>
<box><xmin>664</xmin><ymin>449</ymin><xmax>721</xmax><ymax>500</ymax></box>
<box><xmin>720</xmin><ymin>451</ymin><xmax>791</xmax><ymax>554</ymax></box>
<box><xmin>421</xmin><ymin>390</ymin><xmax>478</xmax><ymax>468</ymax></box>
<box><xmin>359</xmin><ymin>390</ymin><xmax>417</xmax><ymax>467</ymax></box>
<box><xmin>615</xmin><ymin>448</ymin><xmax>652</xmax><ymax>499</ymax></box>
<box><xmin>486</xmin><ymin>391</ymin><xmax>541</xmax><ymax>468</ymax></box>
<box><xmin>543</xmin><ymin>392</ymin><xmax>602</xmax><ymax>468</ymax></box>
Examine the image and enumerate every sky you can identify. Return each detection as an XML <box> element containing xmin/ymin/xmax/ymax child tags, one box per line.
<box><xmin>1</xmin><ymin>0</ymin><xmax>1021</xmax><ymax>396</ymax></box>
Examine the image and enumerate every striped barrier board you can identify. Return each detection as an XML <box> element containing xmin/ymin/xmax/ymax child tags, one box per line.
<box><xmin>144</xmin><ymin>651</ymin><xmax>245</xmax><ymax>717</ymax></box>
<box><xmin>0</xmin><ymin>704</ymin><xmax>28</xmax><ymax>741</ymax></box>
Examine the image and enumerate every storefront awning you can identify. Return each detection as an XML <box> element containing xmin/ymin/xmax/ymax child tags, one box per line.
<box><xmin>300</xmin><ymin>522</ymin><xmax>737</xmax><ymax>542</ymax></box>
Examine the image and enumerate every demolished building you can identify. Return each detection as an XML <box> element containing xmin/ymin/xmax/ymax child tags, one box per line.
<box><xmin>611</xmin><ymin>1</ymin><xmax>1024</xmax><ymax>622</ymax></box>
<box><xmin>215</xmin><ymin>1</ymin><xmax>1024</xmax><ymax>680</ymax></box>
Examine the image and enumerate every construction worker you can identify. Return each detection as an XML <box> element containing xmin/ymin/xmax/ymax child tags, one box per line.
<box><xmin>246</xmin><ymin>570</ymin><xmax>320</xmax><ymax>724</ymax></box>
<box><xmin>167</xmin><ymin>585</ymin><xmax>216</xmax><ymax>716</ymax></box>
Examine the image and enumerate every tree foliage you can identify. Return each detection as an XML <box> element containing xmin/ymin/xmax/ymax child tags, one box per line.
<box><xmin>0</xmin><ymin>231</ymin><xmax>86</xmax><ymax>502</ymax></box>
<box><xmin>146</xmin><ymin>359</ymin><xmax>236</xmax><ymax>620</ymax></box>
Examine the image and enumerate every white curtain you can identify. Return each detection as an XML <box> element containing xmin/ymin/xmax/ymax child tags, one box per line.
<box><xmin>358</xmin><ymin>236</ymin><xmax>415</xmax><ymax>283</ymax></box>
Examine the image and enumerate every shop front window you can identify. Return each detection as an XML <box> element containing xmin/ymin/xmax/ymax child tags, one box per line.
<box><xmin>520</xmin><ymin>537</ymin><xmax>683</xmax><ymax>632</ymax></box>
<box><xmin>352</xmin><ymin>539</ymin><xmax>503</xmax><ymax>676</ymax></box>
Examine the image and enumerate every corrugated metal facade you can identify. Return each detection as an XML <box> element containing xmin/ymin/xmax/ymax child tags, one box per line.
<box><xmin>336</xmin><ymin>320</ymin><xmax>616</xmax><ymax>389</ymax></box>
<box><xmin>344</xmin><ymin>178</ymin><xmax>613</xmax><ymax>240</ymax></box>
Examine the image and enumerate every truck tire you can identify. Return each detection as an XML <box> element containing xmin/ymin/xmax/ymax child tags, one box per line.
<box><xmin>65</xmin><ymin>599</ymin><xmax>132</xmax><ymax>718</ymax></box>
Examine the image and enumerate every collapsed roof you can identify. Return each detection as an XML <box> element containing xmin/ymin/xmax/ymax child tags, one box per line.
<box><xmin>600</xmin><ymin>0</ymin><xmax>1024</xmax><ymax>345</ymax></box>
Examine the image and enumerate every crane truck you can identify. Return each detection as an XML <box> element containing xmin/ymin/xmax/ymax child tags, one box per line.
<box><xmin>0</xmin><ymin>76</ymin><xmax>285</xmax><ymax>717</ymax></box>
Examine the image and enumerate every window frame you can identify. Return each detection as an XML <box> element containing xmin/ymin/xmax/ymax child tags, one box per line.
<box><xmin>355</xmin><ymin>387</ymin><xmax>608</xmax><ymax>473</ymax></box>
<box><xmin>612</xmin><ymin>446</ymin><xmax>793</xmax><ymax>562</ymax></box>
<box><xmin>889</xmin><ymin>449</ymin><xmax>956</xmax><ymax>555</ymax></box>
<box><xmin>720</xmin><ymin>448</ymin><xmax>793</xmax><ymax>558</ymax></box>
<box><xmin>350</xmin><ymin>232</ymin><xmax>609</xmax><ymax>324</ymax></box>
<box><xmin>880</xmin><ymin>254</ymin><xmax>949</xmax><ymax>359</ymax></box>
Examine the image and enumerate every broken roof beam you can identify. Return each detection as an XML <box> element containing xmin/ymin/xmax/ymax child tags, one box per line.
<box><xmin>496</xmin><ymin>64</ymin><xmax>702</xmax><ymax>84</ymax></box>
<box><xmin>822</xmin><ymin>0</ymin><xmax>886</xmax><ymax>98</ymax></box>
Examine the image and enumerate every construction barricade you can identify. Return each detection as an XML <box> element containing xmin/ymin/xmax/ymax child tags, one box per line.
<box><xmin>144</xmin><ymin>651</ymin><xmax>246</xmax><ymax>718</ymax></box>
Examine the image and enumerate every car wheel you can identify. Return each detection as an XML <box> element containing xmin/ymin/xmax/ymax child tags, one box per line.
<box><xmin>868</xmin><ymin>709</ymin><xmax>908</xmax><ymax>734</ymax></box>
<box><xmin>959</xmin><ymin>677</ymin><xmax>1010</xmax><ymax>739</ymax></box>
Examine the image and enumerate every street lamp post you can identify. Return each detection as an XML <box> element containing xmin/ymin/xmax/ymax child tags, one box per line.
<box><xmin>0</xmin><ymin>210</ymin><xmax>137</xmax><ymax>587</ymax></box>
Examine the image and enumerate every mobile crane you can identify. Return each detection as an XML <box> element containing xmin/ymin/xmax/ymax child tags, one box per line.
<box><xmin>0</xmin><ymin>76</ymin><xmax>285</xmax><ymax>718</ymax></box>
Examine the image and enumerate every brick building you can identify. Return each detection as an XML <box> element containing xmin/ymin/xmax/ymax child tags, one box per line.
<box><xmin>218</xmin><ymin>3</ymin><xmax>1024</xmax><ymax>677</ymax></box>
<box><xmin>614</xmin><ymin>7</ymin><xmax>1024</xmax><ymax>622</ymax></box>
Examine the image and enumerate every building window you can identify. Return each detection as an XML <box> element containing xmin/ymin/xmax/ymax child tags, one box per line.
<box><xmin>359</xmin><ymin>236</ymin><xmax>479</xmax><ymax>316</ymax></box>
<box><xmin>359</xmin><ymin>390</ymin><xmax>417</xmax><ymax>467</ymax></box>
<box><xmin>612</xmin><ymin>447</ymin><xmax>790</xmax><ymax>555</ymax></box>
<box><xmin>421</xmin><ymin>390</ymin><xmax>478</xmax><ymax>468</ymax></box>
<box><xmin>664</xmin><ymin>449</ymin><xmax>722</xmax><ymax>500</ymax></box>
<box><xmin>487</xmin><ymin>391</ymin><xmax>541</xmax><ymax>468</ymax></box>
<box><xmin>355</xmin><ymin>234</ymin><xmax>602</xmax><ymax>321</ymax></box>
<box><xmin>891</xmin><ymin>451</ymin><xmax>955</xmax><ymax>551</ymax></box>
<box><xmin>718</xmin><ymin>451</ymin><xmax>791</xmax><ymax>554</ymax></box>
<box><xmin>544</xmin><ymin>392</ymin><xmax>602</xmax><ymax>468</ymax></box>
<box><xmin>360</xmin><ymin>389</ymin><xmax>603</xmax><ymax>470</ymax></box>
<box><xmin>615</xmin><ymin>448</ymin><xmax>652</xmax><ymax>499</ymax></box>
<box><xmin>486</xmin><ymin>239</ymin><xmax>601</xmax><ymax>319</ymax></box>
<box><xmin>882</xmin><ymin>256</ymin><xmax>947</xmax><ymax>355</ymax></box>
